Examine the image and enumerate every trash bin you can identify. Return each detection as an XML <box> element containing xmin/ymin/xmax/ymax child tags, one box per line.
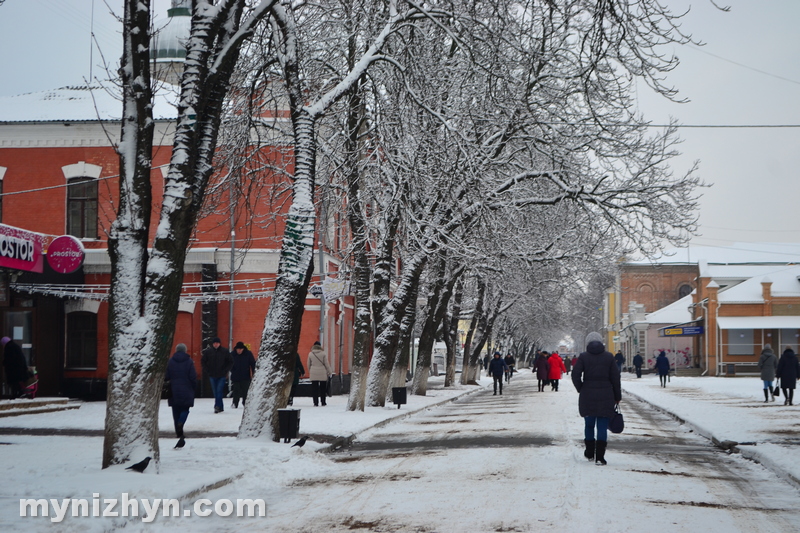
<box><xmin>278</xmin><ymin>408</ymin><xmax>300</xmax><ymax>443</ymax></box>
<box><xmin>726</xmin><ymin>364</ymin><xmax>736</xmax><ymax>376</ymax></box>
<box><xmin>391</xmin><ymin>387</ymin><xmax>407</xmax><ymax>409</ymax></box>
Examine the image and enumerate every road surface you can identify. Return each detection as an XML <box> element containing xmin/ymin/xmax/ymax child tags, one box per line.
<box><xmin>207</xmin><ymin>371</ymin><xmax>800</xmax><ymax>532</ymax></box>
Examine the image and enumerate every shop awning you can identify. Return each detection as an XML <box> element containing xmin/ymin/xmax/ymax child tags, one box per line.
<box><xmin>716</xmin><ymin>316</ymin><xmax>800</xmax><ymax>330</ymax></box>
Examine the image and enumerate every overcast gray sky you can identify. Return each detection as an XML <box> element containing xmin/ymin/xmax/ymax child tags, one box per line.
<box><xmin>1</xmin><ymin>0</ymin><xmax>798</xmax><ymax>248</ymax></box>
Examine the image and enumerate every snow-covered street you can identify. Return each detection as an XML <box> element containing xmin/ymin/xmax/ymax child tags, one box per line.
<box><xmin>3</xmin><ymin>371</ymin><xmax>800</xmax><ymax>532</ymax></box>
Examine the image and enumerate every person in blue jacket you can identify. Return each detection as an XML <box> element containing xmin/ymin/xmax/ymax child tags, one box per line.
<box><xmin>166</xmin><ymin>343</ymin><xmax>197</xmax><ymax>449</ymax></box>
<box><xmin>655</xmin><ymin>350</ymin><xmax>670</xmax><ymax>387</ymax></box>
<box><xmin>488</xmin><ymin>352</ymin><xmax>509</xmax><ymax>395</ymax></box>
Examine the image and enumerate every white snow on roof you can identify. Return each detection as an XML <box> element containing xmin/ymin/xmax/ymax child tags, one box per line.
<box><xmin>706</xmin><ymin>264</ymin><xmax>796</xmax><ymax>281</ymax></box>
<box><xmin>644</xmin><ymin>293</ymin><xmax>694</xmax><ymax>325</ymax></box>
<box><xmin>0</xmin><ymin>85</ymin><xmax>178</xmax><ymax>122</ymax></box>
<box><xmin>717</xmin><ymin>264</ymin><xmax>800</xmax><ymax>303</ymax></box>
<box><xmin>627</xmin><ymin>242</ymin><xmax>800</xmax><ymax>265</ymax></box>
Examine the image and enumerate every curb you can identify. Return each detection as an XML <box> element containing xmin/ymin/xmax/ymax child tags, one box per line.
<box><xmin>155</xmin><ymin>381</ymin><xmax>490</xmax><ymax>505</ymax></box>
<box><xmin>622</xmin><ymin>386</ymin><xmax>800</xmax><ymax>490</ymax></box>
<box><xmin>319</xmin><ymin>382</ymin><xmax>489</xmax><ymax>453</ymax></box>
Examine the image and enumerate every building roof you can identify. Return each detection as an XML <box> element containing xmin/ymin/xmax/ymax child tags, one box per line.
<box><xmin>151</xmin><ymin>1</ymin><xmax>191</xmax><ymax>63</ymax></box>
<box><xmin>626</xmin><ymin>242</ymin><xmax>800</xmax><ymax>266</ymax></box>
<box><xmin>717</xmin><ymin>264</ymin><xmax>800</xmax><ymax>304</ymax></box>
<box><xmin>644</xmin><ymin>293</ymin><xmax>694</xmax><ymax>325</ymax></box>
<box><xmin>0</xmin><ymin>85</ymin><xmax>178</xmax><ymax>123</ymax></box>
<box><xmin>716</xmin><ymin>316</ymin><xmax>800</xmax><ymax>330</ymax></box>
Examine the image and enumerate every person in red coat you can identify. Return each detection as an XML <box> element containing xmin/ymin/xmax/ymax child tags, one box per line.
<box><xmin>548</xmin><ymin>351</ymin><xmax>566</xmax><ymax>391</ymax></box>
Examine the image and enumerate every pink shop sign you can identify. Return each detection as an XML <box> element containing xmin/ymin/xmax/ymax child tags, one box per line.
<box><xmin>47</xmin><ymin>235</ymin><xmax>85</xmax><ymax>274</ymax></box>
<box><xmin>0</xmin><ymin>224</ymin><xmax>45</xmax><ymax>273</ymax></box>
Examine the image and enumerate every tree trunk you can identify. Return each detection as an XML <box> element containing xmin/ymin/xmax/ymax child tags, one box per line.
<box><xmin>411</xmin><ymin>258</ymin><xmax>445</xmax><ymax>396</ymax></box>
<box><xmin>386</xmin><ymin>285</ymin><xmax>418</xmax><ymax>404</ymax></box>
<box><xmin>366</xmin><ymin>253</ymin><xmax>427</xmax><ymax>406</ymax></box>
<box><xmin>239</xmin><ymin>108</ymin><xmax>318</xmax><ymax>439</ymax></box>
<box><xmin>341</xmin><ymin>83</ymin><xmax>372</xmax><ymax>411</ymax></box>
<box><xmin>444</xmin><ymin>277</ymin><xmax>464</xmax><ymax>387</ymax></box>
<box><xmin>461</xmin><ymin>276</ymin><xmax>486</xmax><ymax>385</ymax></box>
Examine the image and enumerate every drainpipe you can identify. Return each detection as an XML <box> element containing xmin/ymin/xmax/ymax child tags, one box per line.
<box><xmin>699</xmin><ymin>299</ymin><xmax>709</xmax><ymax>376</ymax></box>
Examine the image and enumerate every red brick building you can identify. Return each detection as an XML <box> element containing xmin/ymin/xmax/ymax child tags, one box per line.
<box><xmin>0</xmin><ymin>86</ymin><xmax>354</xmax><ymax>398</ymax></box>
<box><xmin>607</xmin><ymin>245</ymin><xmax>800</xmax><ymax>376</ymax></box>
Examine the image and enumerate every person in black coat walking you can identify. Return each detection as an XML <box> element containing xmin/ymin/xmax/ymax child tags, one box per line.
<box><xmin>201</xmin><ymin>337</ymin><xmax>233</xmax><ymax>413</ymax></box>
<box><xmin>488</xmin><ymin>352</ymin><xmax>509</xmax><ymax>395</ymax></box>
<box><xmin>632</xmin><ymin>353</ymin><xmax>644</xmax><ymax>378</ymax></box>
<box><xmin>230</xmin><ymin>341</ymin><xmax>256</xmax><ymax>408</ymax></box>
<box><xmin>533</xmin><ymin>352</ymin><xmax>550</xmax><ymax>392</ymax></box>
<box><xmin>655</xmin><ymin>350</ymin><xmax>670</xmax><ymax>387</ymax></box>
<box><xmin>614</xmin><ymin>351</ymin><xmax>625</xmax><ymax>374</ymax></box>
<box><xmin>2</xmin><ymin>337</ymin><xmax>29</xmax><ymax>398</ymax></box>
<box><xmin>777</xmin><ymin>347</ymin><xmax>800</xmax><ymax>406</ymax></box>
<box><xmin>572</xmin><ymin>332</ymin><xmax>621</xmax><ymax>465</ymax></box>
<box><xmin>165</xmin><ymin>343</ymin><xmax>197</xmax><ymax>448</ymax></box>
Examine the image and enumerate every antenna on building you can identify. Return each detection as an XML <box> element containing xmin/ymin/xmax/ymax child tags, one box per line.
<box><xmin>89</xmin><ymin>0</ymin><xmax>95</xmax><ymax>83</ymax></box>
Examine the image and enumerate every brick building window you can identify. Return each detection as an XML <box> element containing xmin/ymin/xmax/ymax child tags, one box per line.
<box><xmin>678</xmin><ymin>284</ymin><xmax>692</xmax><ymax>298</ymax></box>
<box><xmin>67</xmin><ymin>177</ymin><xmax>98</xmax><ymax>239</ymax></box>
<box><xmin>66</xmin><ymin>311</ymin><xmax>97</xmax><ymax>369</ymax></box>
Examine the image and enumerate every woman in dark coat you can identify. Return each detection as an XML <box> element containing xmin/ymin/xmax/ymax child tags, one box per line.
<box><xmin>758</xmin><ymin>344</ymin><xmax>778</xmax><ymax>403</ymax></box>
<box><xmin>533</xmin><ymin>352</ymin><xmax>550</xmax><ymax>392</ymax></box>
<box><xmin>655</xmin><ymin>350</ymin><xmax>670</xmax><ymax>388</ymax></box>
<box><xmin>165</xmin><ymin>343</ymin><xmax>197</xmax><ymax>448</ymax></box>
<box><xmin>2</xmin><ymin>337</ymin><xmax>29</xmax><ymax>398</ymax></box>
<box><xmin>776</xmin><ymin>347</ymin><xmax>800</xmax><ymax>406</ymax></box>
<box><xmin>572</xmin><ymin>332</ymin><xmax>621</xmax><ymax>465</ymax></box>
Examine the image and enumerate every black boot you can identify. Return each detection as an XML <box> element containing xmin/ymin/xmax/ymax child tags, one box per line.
<box><xmin>764</xmin><ymin>389</ymin><xmax>770</xmax><ymax>402</ymax></box>
<box><xmin>175</xmin><ymin>423</ymin><xmax>184</xmax><ymax>439</ymax></box>
<box><xmin>595</xmin><ymin>440</ymin><xmax>607</xmax><ymax>465</ymax></box>
<box><xmin>584</xmin><ymin>439</ymin><xmax>595</xmax><ymax>461</ymax></box>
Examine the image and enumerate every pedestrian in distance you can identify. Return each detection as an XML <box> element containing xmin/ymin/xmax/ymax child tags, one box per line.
<box><xmin>230</xmin><ymin>341</ymin><xmax>256</xmax><ymax>409</ymax></box>
<box><xmin>201</xmin><ymin>337</ymin><xmax>233</xmax><ymax>413</ymax></box>
<box><xmin>1</xmin><ymin>337</ymin><xmax>28</xmax><ymax>399</ymax></box>
<box><xmin>758</xmin><ymin>343</ymin><xmax>778</xmax><ymax>403</ymax></box>
<box><xmin>533</xmin><ymin>351</ymin><xmax>550</xmax><ymax>392</ymax></box>
<box><xmin>488</xmin><ymin>352</ymin><xmax>509</xmax><ymax>395</ymax></box>
<box><xmin>632</xmin><ymin>353</ymin><xmax>644</xmax><ymax>378</ymax></box>
<box><xmin>483</xmin><ymin>353</ymin><xmax>490</xmax><ymax>371</ymax></box>
<box><xmin>614</xmin><ymin>351</ymin><xmax>625</xmax><ymax>374</ymax></box>
<box><xmin>548</xmin><ymin>351</ymin><xmax>566</xmax><ymax>391</ymax></box>
<box><xmin>288</xmin><ymin>352</ymin><xmax>304</xmax><ymax>406</ymax></box>
<box><xmin>656</xmin><ymin>350</ymin><xmax>670</xmax><ymax>388</ymax></box>
<box><xmin>307</xmin><ymin>341</ymin><xmax>332</xmax><ymax>406</ymax></box>
<box><xmin>504</xmin><ymin>353</ymin><xmax>516</xmax><ymax>383</ymax></box>
<box><xmin>165</xmin><ymin>343</ymin><xmax>196</xmax><ymax>449</ymax></box>
<box><xmin>572</xmin><ymin>332</ymin><xmax>621</xmax><ymax>466</ymax></box>
<box><xmin>777</xmin><ymin>346</ymin><xmax>800</xmax><ymax>406</ymax></box>
<box><xmin>564</xmin><ymin>354</ymin><xmax>572</xmax><ymax>375</ymax></box>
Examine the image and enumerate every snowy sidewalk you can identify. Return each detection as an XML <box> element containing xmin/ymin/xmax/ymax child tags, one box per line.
<box><xmin>622</xmin><ymin>373</ymin><xmax>800</xmax><ymax>487</ymax></box>
<box><xmin>0</xmin><ymin>375</ymin><xmax>488</xmax><ymax>532</ymax></box>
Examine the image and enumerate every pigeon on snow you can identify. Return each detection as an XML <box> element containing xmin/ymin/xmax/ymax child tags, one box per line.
<box><xmin>291</xmin><ymin>436</ymin><xmax>309</xmax><ymax>448</ymax></box>
<box><xmin>125</xmin><ymin>456</ymin><xmax>152</xmax><ymax>473</ymax></box>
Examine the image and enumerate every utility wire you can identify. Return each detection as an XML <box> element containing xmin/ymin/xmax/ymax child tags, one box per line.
<box><xmin>688</xmin><ymin>44</ymin><xmax>800</xmax><ymax>87</ymax></box>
